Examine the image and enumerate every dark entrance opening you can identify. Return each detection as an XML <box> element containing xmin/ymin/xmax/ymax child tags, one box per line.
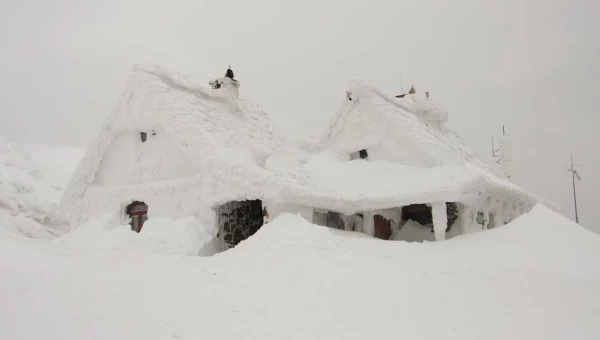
<box><xmin>126</xmin><ymin>201</ymin><xmax>148</xmax><ymax>233</ymax></box>
<box><xmin>401</xmin><ymin>203</ymin><xmax>458</xmax><ymax>232</ymax></box>
<box><xmin>402</xmin><ymin>204</ymin><xmax>432</xmax><ymax>227</ymax></box>
<box><xmin>217</xmin><ymin>200</ymin><xmax>264</xmax><ymax>249</ymax></box>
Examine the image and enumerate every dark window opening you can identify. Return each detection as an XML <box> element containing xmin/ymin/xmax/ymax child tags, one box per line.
<box><xmin>326</xmin><ymin>211</ymin><xmax>344</xmax><ymax>230</ymax></box>
<box><xmin>402</xmin><ymin>204</ymin><xmax>433</xmax><ymax>227</ymax></box>
<box><xmin>140</xmin><ymin>132</ymin><xmax>147</xmax><ymax>142</ymax></box>
<box><xmin>313</xmin><ymin>210</ymin><xmax>345</xmax><ymax>230</ymax></box>
<box><xmin>350</xmin><ymin>149</ymin><xmax>369</xmax><ymax>161</ymax></box>
<box><xmin>217</xmin><ymin>200</ymin><xmax>264</xmax><ymax>249</ymax></box>
<box><xmin>126</xmin><ymin>201</ymin><xmax>148</xmax><ymax>233</ymax></box>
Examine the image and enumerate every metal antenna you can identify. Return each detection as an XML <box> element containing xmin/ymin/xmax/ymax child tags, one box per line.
<box><xmin>492</xmin><ymin>125</ymin><xmax>512</xmax><ymax>180</ymax></box>
<box><xmin>566</xmin><ymin>154</ymin><xmax>582</xmax><ymax>223</ymax></box>
<box><xmin>491</xmin><ymin>126</ymin><xmax>503</xmax><ymax>160</ymax></box>
<box><xmin>400</xmin><ymin>72</ymin><xmax>404</xmax><ymax>94</ymax></box>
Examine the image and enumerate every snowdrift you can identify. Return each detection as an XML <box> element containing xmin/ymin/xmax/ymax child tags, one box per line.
<box><xmin>1</xmin><ymin>204</ymin><xmax>599</xmax><ymax>340</ymax></box>
<box><xmin>0</xmin><ymin>139</ymin><xmax>83</xmax><ymax>239</ymax></box>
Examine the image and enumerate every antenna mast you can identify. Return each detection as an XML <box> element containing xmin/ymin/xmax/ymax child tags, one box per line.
<box><xmin>492</xmin><ymin>125</ymin><xmax>512</xmax><ymax>180</ymax></box>
<box><xmin>400</xmin><ymin>72</ymin><xmax>404</xmax><ymax>94</ymax></box>
<box><xmin>566</xmin><ymin>154</ymin><xmax>582</xmax><ymax>223</ymax></box>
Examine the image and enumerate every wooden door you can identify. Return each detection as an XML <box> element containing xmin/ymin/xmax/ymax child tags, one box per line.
<box><xmin>374</xmin><ymin>215</ymin><xmax>392</xmax><ymax>240</ymax></box>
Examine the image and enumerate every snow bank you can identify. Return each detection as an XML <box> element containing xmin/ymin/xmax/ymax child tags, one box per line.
<box><xmin>1</xmin><ymin>204</ymin><xmax>599</xmax><ymax>340</ymax></box>
<box><xmin>0</xmin><ymin>139</ymin><xmax>83</xmax><ymax>239</ymax></box>
<box><xmin>54</xmin><ymin>214</ymin><xmax>216</xmax><ymax>256</ymax></box>
<box><xmin>443</xmin><ymin>204</ymin><xmax>600</xmax><ymax>277</ymax></box>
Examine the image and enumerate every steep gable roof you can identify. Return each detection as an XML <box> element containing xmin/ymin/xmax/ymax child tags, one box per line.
<box><xmin>62</xmin><ymin>64</ymin><xmax>289</xmax><ymax>208</ymax></box>
<box><xmin>321</xmin><ymin>80</ymin><xmax>494</xmax><ymax>170</ymax></box>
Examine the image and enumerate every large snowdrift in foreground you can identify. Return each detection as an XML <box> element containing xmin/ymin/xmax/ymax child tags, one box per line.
<box><xmin>1</xmin><ymin>204</ymin><xmax>599</xmax><ymax>340</ymax></box>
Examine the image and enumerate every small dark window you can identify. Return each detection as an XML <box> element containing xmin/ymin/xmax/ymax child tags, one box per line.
<box><xmin>350</xmin><ymin>149</ymin><xmax>369</xmax><ymax>161</ymax></box>
<box><xmin>140</xmin><ymin>132</ymin><xmax>147</xmax><ymax>142</ymax></box>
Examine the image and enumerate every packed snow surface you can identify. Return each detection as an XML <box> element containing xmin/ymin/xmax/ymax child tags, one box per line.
<box><xmin>2</xmin><ymin>204</ymin><xmax>599</xmax><ymax>340</ymax></box>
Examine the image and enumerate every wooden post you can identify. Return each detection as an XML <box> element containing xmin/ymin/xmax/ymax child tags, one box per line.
<box><xmin>431</xmin><ymin>202</ymin><xmax>448</xmax><ymax>241</ymax></box>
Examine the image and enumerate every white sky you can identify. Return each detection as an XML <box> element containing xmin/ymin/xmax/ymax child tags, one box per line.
<box><xmin>1</xmin><ymin>0</ymin><xmax>598</xmax><ymax>232</ymax></box>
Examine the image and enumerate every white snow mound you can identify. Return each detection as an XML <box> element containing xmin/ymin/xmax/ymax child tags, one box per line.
<box><xmin>1</xmin><ymin>204</ymin><xmax>599</xmax><ymax>340</ymax></box>
<box><xmin>0</xmin><ymin>139</ymin><xmax>83</xmax><ymax>239</ymax></box>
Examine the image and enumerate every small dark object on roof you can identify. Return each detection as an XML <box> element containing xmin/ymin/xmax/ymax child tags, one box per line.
<box><xmin>225</xmin><ymin>66</ymin><xmax>234</xmax><ymax>79</ymax></box>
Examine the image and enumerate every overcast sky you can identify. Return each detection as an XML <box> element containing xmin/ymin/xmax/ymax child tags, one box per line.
<box><xmin>1</xmin><ymin>0</ymin><xmax>598</xmax><ymax>232</ymax></box>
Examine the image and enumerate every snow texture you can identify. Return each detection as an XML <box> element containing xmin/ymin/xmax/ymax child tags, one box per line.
<box><xmin>0</xmin><ymin>139</ymin><xmax>83</xmax><ymax>239</ymax></box>
<box><xmin>1</xmin><ymin>204</ymin><xmax>599</xmax><ymax>340</ymax></box>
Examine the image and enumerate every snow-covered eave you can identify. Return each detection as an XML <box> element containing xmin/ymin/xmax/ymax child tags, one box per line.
<box><xmin>278</xmin><ymin>164</ymin><xmax>537</xmax><ymax>215</ymax></box>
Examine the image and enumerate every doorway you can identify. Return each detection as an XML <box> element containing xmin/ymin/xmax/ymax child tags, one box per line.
<box><xmin>126</xmin><ymin>201</ymin><xmax>148</xmax><ymax>233</ymax></box>
<box><xmin>217</xmin><ymin>200</ymin><xmax>264</xmax><ymax>249</ymax></box>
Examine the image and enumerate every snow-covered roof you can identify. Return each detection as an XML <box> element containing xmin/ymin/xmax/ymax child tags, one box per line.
<box><xmin>62</xmin><ymin>65</ymin><xmax>538</xmax><ymax>219</ymax></box>
<box><xmin>322</xmin><ymin>80</ymin><xmax>494</xmax><ymax>170</ymax></box>
<box><xmin>110</xmin><ymin>64</ymin><xmax>288</xmax><ymax>164</ymax></box>
<box><xmin>310</xmin><ymin>79</ymin><xmax>538</xmax><ymax>209</ymax></box>
<box><xmin>62</xmin><ymin>64</ymin><xmax>291</xmax><ymax>207</ymax></box>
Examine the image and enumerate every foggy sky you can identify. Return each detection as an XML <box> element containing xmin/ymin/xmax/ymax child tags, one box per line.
<box><xmin>1</xmin><ymin>0</ymin><xmax>598</xmax><ymax>232</ymax></box>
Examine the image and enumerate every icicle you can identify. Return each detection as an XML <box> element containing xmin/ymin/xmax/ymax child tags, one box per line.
<box><xmin>431</xmin><ymin>202</ymin><xmax>448</xmax><ymax>241</ymax></box>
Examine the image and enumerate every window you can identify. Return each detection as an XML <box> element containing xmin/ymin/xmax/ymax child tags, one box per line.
<box><xmin>126</xmin><ymin>201</ymin><xmax>148</xmax><ymax>232</ymax></box>
<box><xmin>350</xmin><ymin>149</ymin><xmax>368</xmax><ymax>161</ymax></box>
<box><xmin>313</xmin><ymin>210</ymin><xmax>345</xmax><ymax>230</ymax></box>
<box><xmin>140</xmin><ymin>132</ymin><xmax>147</xmax><ymax>142</ymax></box>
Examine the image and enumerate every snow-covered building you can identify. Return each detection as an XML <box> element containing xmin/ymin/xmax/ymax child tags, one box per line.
<box><xmin>60</xmin><ymin>64</ymin><xmax>538</xmax><ymax>255</ymax></box>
